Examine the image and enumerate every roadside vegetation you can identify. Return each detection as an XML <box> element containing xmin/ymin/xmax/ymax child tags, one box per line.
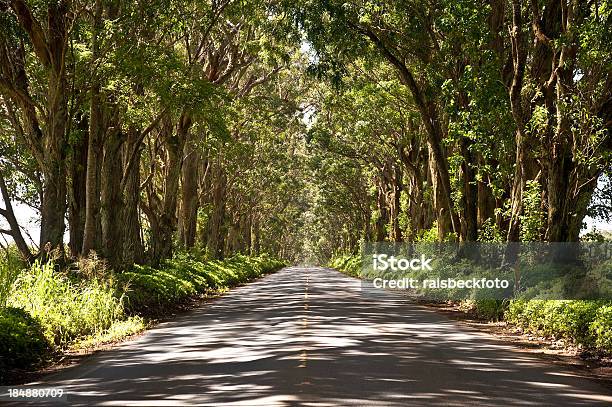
<box><xmin>0</xmin><ymin>250</ymin><xmax>283</xmax><ymax>383</ymax></box>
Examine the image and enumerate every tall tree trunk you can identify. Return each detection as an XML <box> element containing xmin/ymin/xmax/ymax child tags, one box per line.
<box><xmin>459</xmin><ymin>138</ymin><xmax>478</xmax><ymax>242</ymax></box>
<box><xmin>544</xmin><ymin>7</ymin><xmax>579</xmax><ymax>243</ymax></box>
<box><xmin>506</xmin><ymin>0</ymin><xmax>528</xmax><ymax>247</ymax></box>
<box><xmin>82</xmin><ymin>85</ymin><xmax>103</xmax><ymax>255</ymax></box>
<box><xmin>121</xmin><ymin>127</ymin><xmax>143</xmax><ymax>265</ymax></box>
<box><xmin>9</xmin><ymin>1</ymin><xmax>71</xmax><ymax>256</ymax></box>
<box><xmin>100</xmin><ymin>127</ymin><xmax>123</xmax><ymax>268</ymax></box>
<box><xmin>374</xmin><ymin>176</ymin><xmax>388</xmax><ymax>242</ymax></box>
<box><xmin>239</xmin><ymin>212</ymin><xmax>251</xmax><ymax>253</ymax></box>
<box><xmin>476</xmin><ymin>158</ymin><xmax>496</xmax><ymax>228</ymax></box>
<box><xmin>428</xmin><ymin>145</ymin><xmax>451</xmax><ymax>239</ymax></box>
<box><xmin>68</xmin><ymin>120</ymin><xmax>87</xmax><ymax>257</ymax></box>
<box><xmin>151</xmin><ymin>113</ymin><xmax>190</xmax><ymax>263</ymax></box>
<box><xmin>180</xmin><ymin>136</ymin><xmax>199</xmax><ymax>248</ymax></box>
<box><xmin>361</xmin><ymin>27</ymin><xmax>458</xmax><ymax>238</ymax></box>
<box><xmin>0</xmin><ymin>171</ymin><xmax>34</xmax><ymax>262</ymax></box>
<box><xmin>82</xmin><ymin>0</ymin><xmax>104</xmax><ymax>256</ymax></box>
<box><xmin>250</xmin><ymin>215</ymin><xmax>260</xmax><ymax>255</ymax></box>
<box><xmin>207</xmin><ymin>164</ymin><xmax>227</xmax><ymax>258</ymax></box>
<box><xmin>399</xmin><ymin>140</ymin><xmax>426</xmax><ymax>240</ymax></box>
<box><xmin>390</xmin><ymin>165</ymin><xmax>402</xmax><ymax>242</ymax></box>
<box><xmin>197</xmin><ymin>157</ymin><xmax>211</xmax><ymax>248</ymax></box>
<box><xmin>40</xmin><ymin>66</ymin><xmax>68</xmax><ymax>252</ymax></box>
<box><xmin>363</xmin><ymin>205</ymin><xmax>373</xmax><ymax>241</ymax></box>
<box><xmin>226</xmin><ymin>219</ymin><xmax>240</xmax><ymax>254</ymax></box>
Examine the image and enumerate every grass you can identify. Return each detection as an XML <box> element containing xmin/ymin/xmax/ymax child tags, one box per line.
<box><xmin>71</xmin><ymin>316</ymin><xmax>146</xmax><ymax>350</ymax></box>
<box><xmin>0</xmin><ymin>251</ymin><xmax>284</xmax><ymax>379</ymax></box>
<box><xmin>0</xmin><ymin>248</ymin><xmax>26</xmax><ymax>307</ymax></box>
<box><xmin>506</xmin><ymin>299</ymin><xmax>612</xmax><ymax>350</ymax></box>
<box><xmin>8</xmin><ymin>261</ymin><xmax>124</xmax><ymax>347</ymax></box>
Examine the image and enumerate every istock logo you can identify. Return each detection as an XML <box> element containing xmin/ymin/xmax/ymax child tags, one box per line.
<box><xmin>372</xmin><ymin>254</ymin><xmax>433</xmax><ymax>271</ymax></box>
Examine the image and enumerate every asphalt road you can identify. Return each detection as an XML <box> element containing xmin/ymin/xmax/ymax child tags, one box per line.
<box><xmin>16</xmin><ymin>267</ymin><xmax>612</xmax><ymax>406</ymax></box>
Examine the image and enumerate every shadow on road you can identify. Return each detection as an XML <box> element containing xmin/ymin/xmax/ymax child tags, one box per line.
<box><xmin>23</xmin><ymin>267</ymin><xmax>612</xmax><ymax>406</ymax></box>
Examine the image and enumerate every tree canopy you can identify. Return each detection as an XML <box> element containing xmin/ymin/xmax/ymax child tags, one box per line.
<box><xmin>0</xmin><ymin>0</ymin><xmax>610</xmax><ymax>267</ymax></box>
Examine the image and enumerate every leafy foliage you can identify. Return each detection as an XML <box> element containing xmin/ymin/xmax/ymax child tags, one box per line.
<box><xmin>8</xmin><ymin>262</ymin><xmax>124</xmax><ymax>347</ymax></box>
<box><xmin>506</xmin><ymin>300</ymin><xmax>612</xmax><ymax>351</ymax></box>
<box><xmin>0</xmin><ymin>307</ymin><xmax>49</xmax><ymax>374</ymax></box>
<box><xmin>119</xmin><ymin>254</ymin><xmax>284</xmax><ymax>313</ymax></box>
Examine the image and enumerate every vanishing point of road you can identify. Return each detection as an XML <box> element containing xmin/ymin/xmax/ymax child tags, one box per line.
<box><xmin>20</xmin><ymin>267</ymin><xmax>612</xmax><ymax>406</ymax></box>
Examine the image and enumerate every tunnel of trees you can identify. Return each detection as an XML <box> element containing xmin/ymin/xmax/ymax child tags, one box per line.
<box><xmin>0</xmin><ymin>0</ymin><xmax>610</xmax><ymax>269</ymax></box>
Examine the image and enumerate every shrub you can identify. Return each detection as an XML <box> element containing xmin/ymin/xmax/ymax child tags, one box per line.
<box><xmin>119</xmin><ymin>264</ymin><xmax>199</xmax><ymax>312</ymax></box>
<box><xmin>119</xmin><ymin>254</ymin><xmax>284</xmax><ymax>313</ymax></box>
<box><xmin>506</xmin><ymin>299</ymin><xmax>611</xmax><ymax>349</ymax></box>
<box><xmin>330</xmin><ymin>254</ymin><xmax>362</xmax><ymax>278</ymax></box>
<box><xmin>0</xmin><ymin>253</ymin><xmax>283</xmax><ymax>375</ymax></box>
<box><xmin>590</xmin><ymin>305</ymin><xmax>612</xmax><ymax>351</ymax></box>
<box><xmin>465</xmin><ymin>299</ymin><xmax>507</xmax><ymax>320</ymax></box>
<box><xmin>478</xmin><ymin>218</ymin><xmax>504</xmax><ymax>242</ymax></box>
<box><xmin>0</xmin><ymin>307</ymin><xmax>49</xmax><ymax>371</ymax></box>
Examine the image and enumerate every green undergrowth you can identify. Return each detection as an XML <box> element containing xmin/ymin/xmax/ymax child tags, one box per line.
<box><xmin>329</xmin><ymin>254</ymin><xmax>362</xmax><ymax>278</ymax></box>
<box><xmin>9</xmin><ymin>261</ymin><xmax>125</xmax><ymax>347</ymax></box>
<box><xmin>0</xmin><ymin>252</ymin><xmax>284</xmax><ymax>380</ymax></box>
<box><xmin>330</xmin><ymin>254</ymin><xmax>612</xmax><ymax>353</ymax></box>
<box><xmin>118</xmin><ymin>253</ymin><xmax>285</xmax><ymax>313</ymax></box>
<box><xmin>71</xmin><ymin>316</ymin><xmax>146</xmax><ymax>350</ymax></box>
<box><xmin>506</xmin><ymin>300</ymin><xmax>612</xmax><ymax>351</ymax></box>
<box><xmin>0</xmin><ymin>248</ymin><xmax>26</xmax><ymax>307</ymax></box>
<box><xmin>0</xmin><ymin>307</ymin><xmax>50</xmax><ymax>376</ymax></box>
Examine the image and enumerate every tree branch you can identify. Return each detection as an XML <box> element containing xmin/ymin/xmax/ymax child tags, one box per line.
<box><xmin>120</xmin><ymin>108</ymin><xmax>168</xmax><ymax>192</ymax></box>
<box><xmin>9</xmin><ymin>0</ymin><xmax>51</xmax><ymax>67</ymax></box>
<box><xmin>0</xmin><ymin>168</ymin><xmax>35</xmax><ymax>262</ymax></box>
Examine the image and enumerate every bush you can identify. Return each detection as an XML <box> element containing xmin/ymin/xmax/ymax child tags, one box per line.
<box><xmin>590</xmin><ymin>305</ymin><xmax>612</xmax><ymax>351</ymax></box>
<box><xmin>119</xmin><ymin>264</ymin><xmax>199</xmax><ymax>312</ymax></box>
<box><xmin>0</xmin><ymin>253</ymin><xmax>283</xmax><ymax>375</ymax></box>
<box><xmin>119</xmin><ymin>254</ymin><xmax>284</xmax><ymax>313</ymax></box>
<box><xmin>506</xmin><ymin>299</ymin><xmax>611</xmax><ymax>349</ymax></box>
<box><xmin>461</xmin><ymin>299</ymin><xmax>507</xmax><ymax>320</ymax></box>
<box><xmin>330</xmin><ymin>254</ymin><xmax>362</xmax><ymax>277</ymax></box>
<box><xmin>0</xmin><ymin>307</ymin><xmax>49</xmax><ymax>371</ymax></box>
<box><xmin>331</xmin><ymin>251</ymin><xmax>612</xmax><ymax>353</ymax></box>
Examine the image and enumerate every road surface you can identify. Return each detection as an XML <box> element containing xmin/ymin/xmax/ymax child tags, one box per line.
<box><xmin>18</xmin><ymin>267</ymin><xmax>612</xmax><ymax>406</ymax></box>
